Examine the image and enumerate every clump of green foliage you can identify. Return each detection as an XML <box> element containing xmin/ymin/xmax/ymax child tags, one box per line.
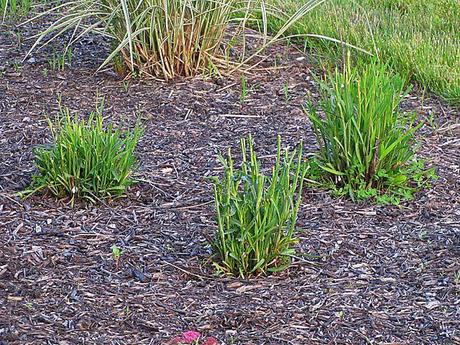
<box><xmin>211</xmin><ymin>135</ymin><xmax>307</xmax><ymax>278</ymax></box>
<box><xmin>304</xmin><ymin>61</ymin><xmax>436</xmax><ymax>205</ymax></box>
<box><xmin>23</xmin><ymin>103</ymin><xmax>143</xmax><ymax>204</ymax></box>
<box><xmin>48</xmin><ymin>48</ymin><xmax>73</xmax><ymax>71</ymax></box>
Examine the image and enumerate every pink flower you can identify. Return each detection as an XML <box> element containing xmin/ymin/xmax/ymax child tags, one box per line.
<box><xmin>202</xmin><ymin>337</ymin><xmax>219</xmax><ymax>345</ymax></box>
<box><xmin>182</xmin><ymin>330</ymin><xmax>201</xmax><ymax>343</ymax></box>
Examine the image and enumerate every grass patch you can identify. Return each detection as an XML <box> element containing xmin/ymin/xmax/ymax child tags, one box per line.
<box><xmin>304</xmin><ymin>61</ymin><xmax>436</xmax><ymax>205</ymax></box>
<box><xmin>267</xmin><ymin>0</ymin><xmax>460</xmax><ymax>103</ymax></box>
<box><xmin>211</xmin><ymin>135</ymin><xmax>307</xmax><ymax>278</ymax></box>
<box><xmin>1</xmin><ymin>0</ymin><xmax>32</xmax><ymax>21</ymax></box>
<box><xmin>22</xmin><ymin>103</ymin><xmax>143</xmax><ymax>204</ymax></box>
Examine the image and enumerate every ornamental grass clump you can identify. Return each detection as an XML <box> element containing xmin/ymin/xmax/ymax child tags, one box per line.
<box><xmin>211</xmin><ymin>135</ymin><xmax>307</xmax><ymax>278</ymax></box>
<box><xmin>26</xmin><ymin>0</ymin><xmax>326</xmax><ymax>80</ymax></box>
<box><xmin>23</xmin><ymin>105</ymin><xmax>143</xmax><ymax>204</ymax></box>
<box><xmin>304</xmin><ymin>61</ymin><xmax>436</xmax><ymax>204</ymax></box>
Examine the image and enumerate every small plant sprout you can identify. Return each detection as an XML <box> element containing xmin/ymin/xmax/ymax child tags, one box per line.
<box><xmin>426</xmin><ymin>111</ymin><xmax>439</xmax><ymax>130</ymax></box>
<box><xmin>418</xmin><ymin>229</ymin><xmax>428</xmax><ymax>241</ymax></box>
<box><xmin>454</xmin><ymin>270</ymin><xmax>460</xmax><ymax>285</ymax></box>
<box><xmin>13</xmin><ymin>30</ymin><xmax>23</xmax><ymax>45</ymax></box>
<box><xmin>111</xmin><ymin>244</ymin><xmax>123</xmax><ymax>270</ymax></box>
<box><xmin>24</xmin><ymin>302</ymin><xmax>33</xmax><ymax>310</ymax></box>
<box><xmin>240</xmin><ymin>75</ymin><xmax>248</xmax><ymax>104</ymax></box>
<box><xmin>12</xmin><ymin>61</ymin><xmax>21</xmax><ymax>72</ymax></box>
<box><xmin>112</xmin><ymin>52</ymin><xmax>127</xmax><ymax>77</ymax></box>
<box><xmin>274</xmin><ymin>53</ymin><xmax>282</xmax><ymax>68</ymax></box>
<box><xmin>122</xmin><ymin>80</ymin><xmax>129</xmax><ymax>92</ymax></box>
<box><xmin>48</xmin><ymin>48</ymin><xmax>73</xmax><ymax>71</ymax></box>
<box><xmin>206</xmin><ymin>60</ymin><xmax>220</xmax><ymax>80</ymax></box>
<box><xmin>111</xmin><ymin>245</ymin><xmax>122</xmax><ymax>261</ymax></box>
<box><xmin>283</xmin><ymin>81</ymin><xmax>290</xmax><ymax>103</ymax></box>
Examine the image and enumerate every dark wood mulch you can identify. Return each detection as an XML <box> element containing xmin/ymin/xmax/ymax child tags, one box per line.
<box><xmin>0</xmin><ymin>17</ymin><xmax>459</xmax><ymax>345</ymax></box>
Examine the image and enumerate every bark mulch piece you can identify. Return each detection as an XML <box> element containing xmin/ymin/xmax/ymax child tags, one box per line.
<box><xmin>1</xmin><ymin>18</ymin><xmax>460</xmax><ymax>345</ymax></box>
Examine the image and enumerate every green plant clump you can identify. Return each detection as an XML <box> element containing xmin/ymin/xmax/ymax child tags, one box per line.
<box><xmin>211</xmin><ymin>135</ymin><xmax>307</xmax><ymax>278</ymax></box>
<box><xmin>305</xmin><ymin>61</ymin><xmax>436</xmax><ymax>205</ymax></box>
<box><xmin>48</xmin><ymin>48</ymin><xmax>73</xmax><ymax>71</ymax></box>
<box><xmin>23</xmin><ymin>105</ymin><xmax>143</xmax><ymax>204</ymax></box>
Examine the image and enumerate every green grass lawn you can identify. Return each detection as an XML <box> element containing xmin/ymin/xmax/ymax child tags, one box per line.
<box><xmin>268</xmin><ymin>0</ymin><xmax>460</xmax><ymax>103</ymax></box>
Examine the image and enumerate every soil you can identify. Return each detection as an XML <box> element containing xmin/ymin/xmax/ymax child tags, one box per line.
<box><xmin>1</xmin><ymin>16</ymin><xmax>460</xmax><ymax>345</ymax></box>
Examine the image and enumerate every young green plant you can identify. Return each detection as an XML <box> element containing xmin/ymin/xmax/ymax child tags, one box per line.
<box><xmin>111</xmin><ymin>245</ymin><xmax>122</xmax><ymax>260</ymax></box>
<box><xmin>111</xmin><ymin>244</ymin><xmax>122</xmax><ymax>269</ymax></box>
<box><xmin>48</xmin><ymin>48</ymin><xmax>73</xmax><ymax>71</ymax></box>
<box><xmin>283</xmin><ymin>81</ymin><xmax>290</xmax><ymax>103</ymax></box>
<box><xmin>240</xmin><ymin>75</ymin><xmax>248</xmax><ymax>103</ymax></box>
<box><xmin>211</xmin><ymin>135</ymin><xmax>307</xmax><ymax>277</ymax></box>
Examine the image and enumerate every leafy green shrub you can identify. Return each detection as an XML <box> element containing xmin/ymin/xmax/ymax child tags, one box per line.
<box><xmin>211</xmin><ymin>135</ymin><xmax>307</xmax><ymax>278</ymax></box>
<box><xmin>304</xmin><ymin>61</ymin><xmax>436</xmax><ymax>204</ymax></box>
<box><xmin>23</xmin><ymin>105</ymin><xmax>143</xmax><ymax>204</ymax></box>
<box><xmin>27</xmin><ymin>0</ymin><xmax>325</xmax><ymax>80</ymax></box>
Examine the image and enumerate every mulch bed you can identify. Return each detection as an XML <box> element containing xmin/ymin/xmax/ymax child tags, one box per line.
<box><xmin>1</xmin><ymin>16</ymin><xmax>460</xmax><ymax>345</ymax></box>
